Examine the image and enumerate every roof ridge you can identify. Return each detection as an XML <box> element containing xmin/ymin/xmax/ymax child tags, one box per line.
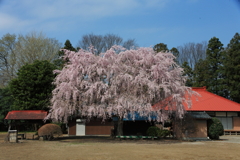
<box><xmin>10</xmin><ymin>110</ymin><xmax>47</xmax><ymax>112</ymax></box>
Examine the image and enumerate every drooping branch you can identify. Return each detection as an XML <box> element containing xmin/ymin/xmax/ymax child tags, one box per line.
<box><xmin>46</xmin><ymin>46</ymin><xmax>195</xmax><ymax>123</ymax></box>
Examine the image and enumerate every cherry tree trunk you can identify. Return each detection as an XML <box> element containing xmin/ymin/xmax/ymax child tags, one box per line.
<box><xmin>117</xmin><ymin>117</ymin><xmax>123</xmax><ymax>136</ymax></box>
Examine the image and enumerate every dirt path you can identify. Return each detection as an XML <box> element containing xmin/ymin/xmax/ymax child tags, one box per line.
<box><xmin>1</xmin><ymin>133</ymin><xmax>240</xmax><ymax>160</ymax></box>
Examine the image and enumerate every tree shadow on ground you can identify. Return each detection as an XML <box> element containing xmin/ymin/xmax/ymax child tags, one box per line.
<box><xmin>56</xmin><ymin>135</ymin><xmax>181</xmax><ymax>144</ymax></box>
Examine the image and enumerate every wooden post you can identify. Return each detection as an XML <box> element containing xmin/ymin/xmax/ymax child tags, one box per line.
<box><xmin>8</xmin><ymin>124</ymin><xmax>11</xmax><ymax>131</ymax></box>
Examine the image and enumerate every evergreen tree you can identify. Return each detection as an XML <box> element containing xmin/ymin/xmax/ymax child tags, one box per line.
<box><xmin>63</xmin><ymin>40</ymin><xmax>77</xmax><ymax>52</ymax></box>
<box><xmin>153</xmin><ymin>43</ymin><xmax>179</xmax><ymax>63</ymax></box>
<box><xmin>170</xmin><ymin>47</ymin><xmax>180</xmax><ymax>64</ymax></box>
<box><xmin>204</xmin><ymin>37</ymin><xmax>224</xmax><ymax>96</ymax></box>
<box><xmin>54</xmin><ymin>39</ymin><xmax>77</xmax><ymax>69</ymax></box>
<box><xmin>0</xmin><ymin>87</ymin><xmax>13</xmax><ymax>124</ymax></box>
<box><xmin>182</xmin><ymin>62</ymin><xmax>193</xmax><ymax>87</ymax></box>
<box><xmin>9</xmin><ymin>60</ymin><xmax>56</xmax><ymax>110</ymax></box>
<box><xmin>153</xmin><ymin>43</ymin><xmax>168</xmax><ymax>53</ymax></box>
<box><xmin>193</xmin><ymin>59</ymin><xmax>208</xmax><ymax>87</ymax></box>
<box><xmin>223</xmin><ymin>33</ymin><xmax>240</xmax><ymax>103</ymax></box>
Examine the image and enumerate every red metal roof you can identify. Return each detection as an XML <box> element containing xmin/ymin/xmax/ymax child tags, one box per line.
<box><xmin>186</xmin><ymin>87</ymin><xmax>240</xmax><ymax>111</ymax></box>
<box><xmin>5</xmin><ymin>110</ymin><xmax>47</xmax><ymax>120</ymax></box>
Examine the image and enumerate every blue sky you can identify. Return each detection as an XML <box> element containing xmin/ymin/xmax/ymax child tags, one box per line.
<box><xmin>0</xmin><ymin>0</ymin><xmax>240</xmax><ymax>48</ymax></box>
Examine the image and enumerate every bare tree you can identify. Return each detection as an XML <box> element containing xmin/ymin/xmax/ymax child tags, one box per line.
<box><xmin>177</xmin><ymin>41</ymin><xmax>208</xmax><ymax>68</ymax></box>
<box><xmin>0</xmin><ymin>34</ymin><xmax>17</xmax><ymax>87</ymax></box>
<box><xmin>14</xmin><ymin>32</ymin><xmax>61</xmax><ymax>69</ymax></box>
<box><xmin>103</xmin><ymin>34</ymin><xmax>123</xmax><ymax>51</ymax></box>
<box><xmin>123</xmin><ymin>39</ymin><xmax>137</xmax><ymax>50</ymax></box>
<box><xmin>78</xmin><ymin>34</ymin><xmax>105</xmax><ymax>55</ymax></box>
<box><xmin>77</xmin><ymin>33</ymin><xmax>138</xmax><ymax>55</ymax></box>
<box><xmin>0</xmin><ymin>32</ymin><xmax>61</xmax><ymax>87</ymax></box>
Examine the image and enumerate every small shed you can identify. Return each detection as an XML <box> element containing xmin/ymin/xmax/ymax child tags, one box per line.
<box><xmin>173</xmin><ymin>111</ymin><xmax>212</xmax><ymax>140</ymax></box>
<box><xmin>5</xmin><ymin>110</ymin><xmax>48</xmax><ymax>131</ymax></box>
<box><xmin>187</xmin><ymin>112</ymin><xmax>211</xmax><ymax>139</ymax></box>
<box><xmin>5</xmin><ymin>110</ymin><xmax>47</xmax><ymax>120</ymax></box>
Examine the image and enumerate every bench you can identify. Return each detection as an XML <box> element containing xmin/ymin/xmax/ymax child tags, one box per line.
<box><xmin>32</xmin><ymin>134</ymin><xmax>39</xmax><ymax>140</ymax></box>
<box><xmin>17</xmin><ymin>133</ymin><xmax>25</xmax><ymax>140</ymax></box>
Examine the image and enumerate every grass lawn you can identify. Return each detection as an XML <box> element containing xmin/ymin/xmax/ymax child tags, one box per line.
<box><xmin>1</xmin><ymin>133</ymin><xmax>240</xmax><ymax>160</ymax></box>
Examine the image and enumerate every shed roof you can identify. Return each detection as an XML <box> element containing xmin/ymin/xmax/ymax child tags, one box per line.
<box><xmin>187</xmin><ymin>112</ymin><xmax>212</xmax><ymax>119</ymax></box>
<box><xmin>5</xmin><ymin>110</ymin><xmax>47</xmax><ymax>120</ymax></box>
<box><xmin>186</xmin><ymin>87</ymin><xmax>240</xmax><ymax>112</ymax></box>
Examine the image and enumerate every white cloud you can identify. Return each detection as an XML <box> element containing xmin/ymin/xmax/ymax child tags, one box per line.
<box><xmin>0</xmin><ymin>0</ymin><xmax>169</xmax><ymax>36</ymax></box>
<box><xmin>2</xmin><ymin>0</ymin><xmax>168</xmax><ymax>19</ymax></box>
<box><xmin>0</xmin><ymin>13</ymin><xmax>33</xmax><ymax>32</ymax></box>
<box><xmin>0</xmin><ymin>13</ymin><xmax>18</xmax><ymax>29</ymax></box>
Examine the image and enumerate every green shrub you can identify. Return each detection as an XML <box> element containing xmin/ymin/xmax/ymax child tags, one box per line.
<box><xmin>208</xmin><ymin>118</ymin><xmax>224</xmax><ymax>140</ymax></box>
<box><xmin>147</xmin><ymin>126</ymin><xmax>160</xmax><ymax>137</ymax></box>
<box><xmin>158</xmin><ymin>129</ymin><xmax>171</xmax><ymax>138</ymax></box>
<box><xmin>51</xmin><ymin>122</ymin><xmax>68</xmax><ymax>134</ymax></box>
<box><xmin>38</xmin><ymin>124</ymin><xmax>62</xmax><ymax>140</ymax></box>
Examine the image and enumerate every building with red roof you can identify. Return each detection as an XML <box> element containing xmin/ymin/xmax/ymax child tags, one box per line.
<box><xmin>185</xmin><ymin>87</ymin><xmax>240</xmax><ymax>136</ymax></box>
<box><xmin>5</xmin><ymin>110</ymin><xmax>47</xmax><ymax>120</ymax></box>
<box><xmin>4</xmin><ymin>110</ymin><xmax>48</xmax><ymax>132</ymax></box>
<box><xmin>187</xmin><ymin>87</ymin><xmax>240</xmax><ymax>112</ymax></box>
<box><xmin>68</xmin><ymin>87</ymin><xmax>240</xmax><ymax>138</ymax></box>
<box><xmin>14</xmin><ymin>87</ymin><xmax>236</xmax><ymax>138</ymax></box>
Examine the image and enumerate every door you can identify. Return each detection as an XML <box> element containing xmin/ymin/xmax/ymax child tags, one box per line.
<box><xmin>76</xmin><ymin>119</ymin><xmax>86</xmax><ymax>135</ymax></box>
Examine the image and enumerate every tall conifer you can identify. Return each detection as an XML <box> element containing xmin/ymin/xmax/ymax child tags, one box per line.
<box><xmin>193</xmin><ymin>59</ymin><xmax>208</xmax><ymax>87</ymax></box>
<box><xmin>54</xmin><ymin>40</ymin><xmax>76</xmax><ymax>69</ymax></box>
<box><xmin>223</xmin><ymin>33</ymin><xmax>240</xmax><ymax>103</ymax></box>
<box><xmin>205</xmin><ymin>37</ymin><xmax>224</xmax><ymax>96</ymax></box>
<box><xmin>182</xmin><ymin>62</ymin><xmax>193</xmax><ymax>87</ymax></box>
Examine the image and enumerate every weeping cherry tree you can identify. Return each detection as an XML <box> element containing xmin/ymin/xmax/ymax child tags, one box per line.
<box><xmin>46</xmin><ymin>46</ymin><xmax>194</xmax><ymax>135</ymax></box>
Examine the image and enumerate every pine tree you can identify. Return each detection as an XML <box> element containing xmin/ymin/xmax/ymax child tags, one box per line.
<box><xmin>223</xmin><ymin>33</ymin><xmax>240</xmax><ymax>103</ymax></box>
<box><xmin>153</xmin><ymin>43</ymin><xmax>179</xmax><ymax>63</ymax></box>
<box><xmin>182</xmin><ymin>62</ymin><xmax>193</xmax><ymax>87</ymax></box>
<box><xmin>193</xmin><ymin>59</ymin><xmax>208</xmax><ymax>87</ymax></box>
<box><xmin>9</xmin><ymin>60</ymin><xmax>56</xmax><ymax>110</ymax></box>
<box><xmin>204</xmin><ymin>37</ymin><xmax>224</xmax><ymax>96</ymax></box>
<box><xmin>153</xmin><ymin>43</ymin><xmax>168</xmax><ymax>53</ymax></box>
<box><xmin>63</xmin><ymin>40</ymin><xmax>77</xmax><ymax>52</ymax></box>
<box><xmin>170</xmin><ymin>47</ymin><xmax>180</xmax><ymax>64</ymax></box>
<box><xmin>54</xmin><ymin>40</ymin><xmax>76</xmax><ymax>69</ymax></box>
<box><xmin>0</xmin><ymin>87</ymin><xmax>13</xmax><ymax>124</ymax></box>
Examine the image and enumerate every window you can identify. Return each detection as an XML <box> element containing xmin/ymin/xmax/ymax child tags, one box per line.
<box><xmin>216</xmin><ymin>112</ymin><xmax>226</xmax><ymax>117</ymax></box>
<box><xmin>206</xmin><ymin>111</ymin><xmax>215</xmax><ymax>117</ymax></box>
<box><xmin>216</xmin><ymin>117</ymin><xmax>232</xmax><ymax>130</ymax></box>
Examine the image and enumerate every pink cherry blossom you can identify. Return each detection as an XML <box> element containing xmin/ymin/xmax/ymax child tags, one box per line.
<box><xmin>46</xmin><ymin>46</ymin><xmax>194</xmax><ymax>123</ymax></box>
